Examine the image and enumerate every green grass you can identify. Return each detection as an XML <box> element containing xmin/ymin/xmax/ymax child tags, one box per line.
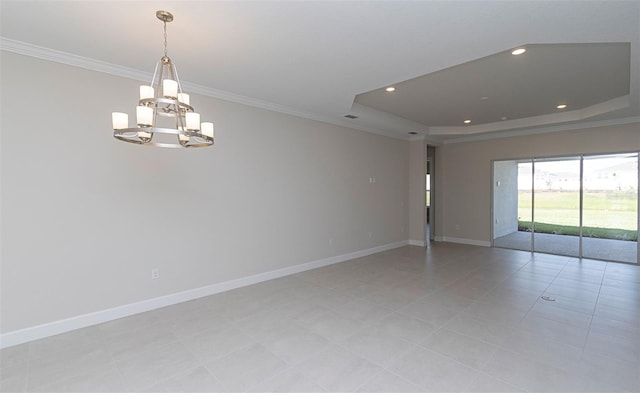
<box><xmin>518</xmin><ymin>221</ymin><xmax>637</xmax><ymax>241</ymax></box>
<box><xmin>518</xmin><ymin>191</ymin><xmax>638</xmax><ymax>230</ymax></box>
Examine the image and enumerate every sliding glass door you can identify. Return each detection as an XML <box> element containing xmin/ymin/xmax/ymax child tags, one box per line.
<box><xmin>533</xmin><ymin>157</ymin><xmax>581</xmax><ymax>257</ymax></box>
<box><xmin>582</xmin><ymin>153</ymin><xmax>638</xmax><ymax>263</ymax></box>
<box><xmin>492</xmin><ymin>152</ymin><xmax>639</xmax><ymax>263</ymax></box>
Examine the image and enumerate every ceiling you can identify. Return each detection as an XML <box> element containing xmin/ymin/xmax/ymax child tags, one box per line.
<box><xmin>1</xmin><ymin>1</ymin><xmax>639</xmax><ymax>143</ymax></box>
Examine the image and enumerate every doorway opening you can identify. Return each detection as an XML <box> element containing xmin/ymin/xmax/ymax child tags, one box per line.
<box><xmin>426</xmin><ymin>146</ymin><xmax>436</xmax><ymax>244</ymax></box>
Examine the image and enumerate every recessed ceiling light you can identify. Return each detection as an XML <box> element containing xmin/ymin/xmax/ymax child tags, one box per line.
<box><xmin>556</xmin><ymin>104</ymin><xmax>567</xmax><ymax>109</ymax></box>
<box><xmin>385</xmin><ymin>87</ymin><xmax>396</xmax><ymax>92</ymax></box>
<box><xmin>480</xmin><ymin>96</ymin><xmax>489</xmax><ymax>100</ymax></box>
<box><xmin>511</xmin><ymin>48</ymin><xmax>526</xmax><ymax>55</ymax></box>
<box><xmin>464</xmin><ymin>119</ymin><xmax>471</xmax><ymax>124</ymax></box>
<box><xmin>408</xmin><ymin>132</ymin><xmax>418</xmax><ymax>135</ymax></box>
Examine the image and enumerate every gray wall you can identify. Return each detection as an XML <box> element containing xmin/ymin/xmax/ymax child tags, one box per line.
<box><xmin>1</xmin><ymin>52</ymin><xmax>409</xmax><ymax>333</ymax></box>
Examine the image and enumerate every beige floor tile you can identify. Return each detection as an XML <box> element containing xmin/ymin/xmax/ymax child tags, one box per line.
<box><xmin>247</xmin><ymin>368</ymin><xmax>326</xmax><ymax>393</ymax></box>
<box><xmin>306</xmin><ymin>311</ymin><xmax>366</xmax><ymax>341</ymax></box>
<box><xmin>30</xmin><ymin>367</ymin><xmax>125</xmax><ymax>393</ymax></box>
<box><xmin>422</xmin><ymin>328</ymin><xmax>499</xmax><ymax>369</ymax></box>
<box><xmin>355</xmin><ymin>370</ymin><xmax>425</xmax><ymax>392</ymax></box>
<box><xmin>342</xmin><ymin>325</ymin><xmax>415</xmax><ymax>367</ymax></box>
<box><xmin>26</xmin><ymin>348</ymin><xmax>113</xmax><ymax>391</ymax></box>
<box><xmin>143</xmin><ymin>366</ymin><xmax>225</xmax><ymax>393</ymax></box>
<box><xmin>27</xmin><ymin>328</ymin><xmax>104</xmax><ymax>362</ymax></box>
<box><xmin>335</xmin><ymin>299</ymin><xmax>394</xmax><ymax>325</ymax></box>
<box><xmin>104</xmin><ymin>324</ymin><xmax>180</xmax><ymax>361</ymax></box>
<box><xmin>461</xmin><ymin>300</ymin><xmax>529</xmax><ymax>325</ymax></box>
<box><xmin>482</xmin><ymin>348</ymin><xmax>580</xmax><ymax>393</ymax></box>
<box><xmin>584</xmin><ymin>330</ymin><xmax>640</xmax><ymax>363</ymax></box>
<box><xmin>442</xmin><ymin>314</ymin><xmax>516</xmax><ymax>347</ymax></box>
<box><xmin>398</xmin><ymin>300</ymin><xmax>460</xmax><ymax>327</ymax></box>
<box><xmin>168</xmin><ymin>308</ymin><xmax>232</xmax><ymax>338</ymax></box>
<box><xmin>114</xmin><ymin>341</ymin><xmax>200</xmax><ymax>391</ymax></box>
<box><xmin>466</xmin><ymin>372</ymin><xmax>525</xmax><ymax>393</ymax></box>
<box><xmin>293</xmin><ymin>345</ymin><xmax>382</xmax><ymax>392</ymax></box>
<box><xmin>519</xmin><ymin>313</ymin><xmax>589</xmax><ymax>348</ymax></box>
<box><xmin>0</xmin><ymin>344</ymin><xmax>28</xmax><ymax>369</ymax></box>
<box><xmin>496</xmin><ymin>329</ymin><xmax>583</xmax><ymax>371</ymax></box>
<box><xmin>181</xmin><ymin>324</ymin><xmax>256</xmax><ymax>363</ymax></box>
<box><xmin>374</xmin><ymin>312</ymin><xmax>437</xmax><ymax>344</ymax></box>
<box><xmin>262</xmin><ymin>326</ymin><xmax>330</xmax><ymax>365</ymax></box>
<box><xmin>0</xmin><ymin>362</ymin><xmax>27</xmax><ymax>393</ymax></box>
<box><xmin>390</xmin><ymin>347</ymin><xmax>481</xmax><ymax>392</ymax></box>
<box><xmin>205</xmin><ymin>343</ymin><xmax>287</xmax><ymax>392</ymax></box>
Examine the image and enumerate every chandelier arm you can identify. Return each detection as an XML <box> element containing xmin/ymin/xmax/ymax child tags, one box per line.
<box><xmin>150</xmin><ymin>60</ymin><xmax>161</xmax><ymax>91</ymax></box>
<box><xmin>172</xmin><ymin>61</ymin><xmax>183</xmax><ymax>95</ymax></box>
<box><xmin>158</xmin><ymin>61</ymin><xmax>166</xmax><ymax>96</ymax></box>
<box><xmin>115</xmin><ymin>127</ymin><xmax>213</xmax><ymax>148</ymax></box>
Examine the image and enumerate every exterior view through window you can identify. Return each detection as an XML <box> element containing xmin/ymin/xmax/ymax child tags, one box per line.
<box><xmin>493</xmin><ymin>153</ymin><xmax>638</xmax><ymax>263</ymax></box>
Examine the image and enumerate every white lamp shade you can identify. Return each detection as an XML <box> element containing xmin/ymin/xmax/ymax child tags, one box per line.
<box><xmin>136</xmin><ymin>106</ymin><xmax>154</xmax><ymax>127</ymax></box>
<box><xmin>178</xmin><ymin>133</ymin><xmax>190</xmax><ymax>142</ymax></box>
<box><xmin>138</xmin><ymin>131</ymin><xmax>151</xmax><ymax>139</ymax></box>
<box><xmin>177</xmin><ymin>93</ymin><xmax>190</xmax><ymax>105</ymax></box>
<box><xmin>112</xmin><ymin>112</ymin><xmax>128</xmax><ymax>130</ymax></box>
<box><xmin>163</xmin><ymin>79</ymin><xmax>178</xmax><ymax>98</ymax></box>
<box><xmin>139</xmin><ymin>85</ymin><xmax>154</xmax><ymax>100</ymax></box>
<box><xmin>201</xmin><ymin>122</ymin><xmax>214</xmax><ymax>138</ymax></box>
<box><xmin>186</xmin><ymin>112</ymin><xmax>200</xmax><ymax>130</ymax></box>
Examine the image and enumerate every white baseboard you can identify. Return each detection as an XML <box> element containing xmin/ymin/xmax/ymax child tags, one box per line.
<box><xmin>0</xmin><ymin>240</ymin><xmax>409</xmax><ymax>349</ymax></box>
<box><xmin>408</xmin><ymin>240</ymin><xmax>426</xmax><ymax>247</ymax></box>
<box><xmin>435</xmin><ymin>236</ymin><xmax>491</xmax><ymax>247</ymax></box>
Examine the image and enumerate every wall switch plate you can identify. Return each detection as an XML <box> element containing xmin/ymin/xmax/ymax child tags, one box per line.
<box><xmin>151</xmin><ymin>268</ymin><xmax>159</xmax><ymax>280</ymax></box>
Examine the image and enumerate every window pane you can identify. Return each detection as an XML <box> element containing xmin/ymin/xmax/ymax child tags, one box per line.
<box><xmin>582</xmin><ymin>153</ymin><xmax>638</xmax><ymax>263</ymax></box>
<box><xmin>532</xmin><ymin>157</ymin><xmax>581</xmax><ymax>257</ymax></box>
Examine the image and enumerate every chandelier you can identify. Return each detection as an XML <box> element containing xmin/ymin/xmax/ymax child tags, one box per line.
<box><xmin>111</xmin><ymin>10</ymin><xmax>214</xmax><ymax>148</ymax></box>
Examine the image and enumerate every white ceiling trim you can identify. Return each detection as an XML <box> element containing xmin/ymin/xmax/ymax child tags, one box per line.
<box><xmin>0</xmin><ymin>37</ymin><xmax>408</xmax><ymax>141</ymax></box>
<box><xmin>442</xmin><ymin>116</ymin><xmax>640</xmax><ymax>145</ymax></box>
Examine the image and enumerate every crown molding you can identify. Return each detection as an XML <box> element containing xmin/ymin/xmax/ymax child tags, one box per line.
<box><xmin>442</xmin><ymin>116</ymin><xmax>640</xmax><ymax>144</ymax></box>
<box><xmin>5</xmin><ymin>37</ymin><xmax>632</xmax><ymax>145</ymax></box>
<box><xmin>0</xmin><ymin>37</ymin><xmax>408</xmax><ymax>141</ymax></box>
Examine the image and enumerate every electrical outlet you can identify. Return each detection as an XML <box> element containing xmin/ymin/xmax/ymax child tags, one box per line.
<box><xmin>368</xmin><ymin>232</ymin><xmax>373</xmax><ymax>239</ymax></box>
<box><xmin>455</xmin><ymin>224</ymin><xmax>460</xmax><ymax>231</ymax></box>
<box><xmin>151</xmin><ymin>268</ymin><xmax>159</xmax><ymax>280</ymax></box>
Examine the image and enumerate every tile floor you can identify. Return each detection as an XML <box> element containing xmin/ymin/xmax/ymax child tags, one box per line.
<box><xmin>1</xmin><ymin>243</ymin><xmax>639</xmax><ymax>392</ymax></box>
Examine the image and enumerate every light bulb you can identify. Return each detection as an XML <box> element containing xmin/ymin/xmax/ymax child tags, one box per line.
<box><xmin>177</xmin><ymin>93</ymin><xmax>190</xmax><ymax>105</ymax></box>
<box><xmin>139</xmin><ymin>85</ymin><xmax>154</xmax><ymax>100</ymax></box>
<box><xmin>163</xmin><ymin>79</ymin><xmax>178</xmax><ymax>98</ymax></box>
<box><xmin>186</xmin><ymin>112</ymin><xmax>200</xmax><ymax>131</ymax></box>
<box><xmin>201</xmin><ymin>122</ymin><xmax>214</xmax><ymax>138</ymax></box>
<box><xmin>136</xmin><ymin>106</ymin><xmax>153</xmax><ymax>127</ymax></box>
<box><xmin>112</xmin><ymin>112</ymin><xmax>128</xmax><ymax>130</ymax></box>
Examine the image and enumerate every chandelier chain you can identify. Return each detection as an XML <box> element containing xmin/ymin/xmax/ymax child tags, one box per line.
<box><xmin>163</xmin><ymin>20</ymin><xmax>168</xmax><ymax>58</ymax></box>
